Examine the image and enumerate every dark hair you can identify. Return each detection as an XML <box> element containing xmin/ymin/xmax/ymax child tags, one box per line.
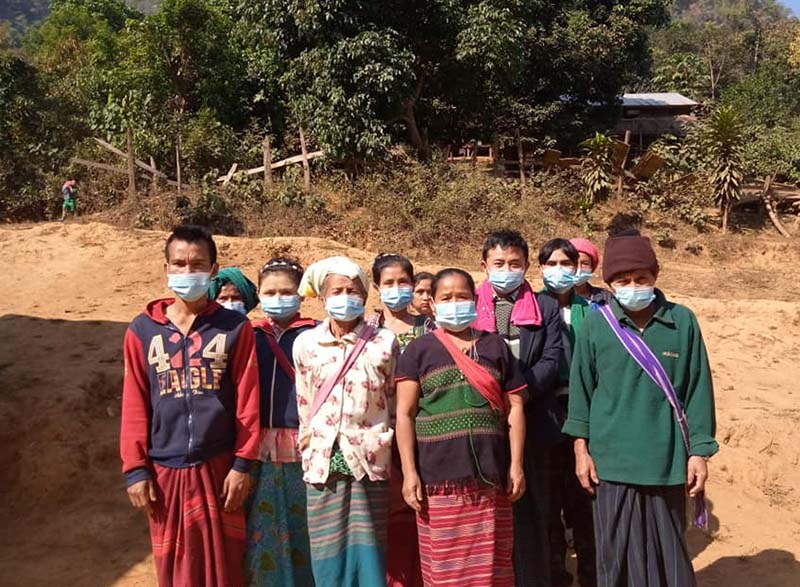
<box><xmin>482</xmin><ymin>229</ymin><xmax>529</xmax><ymax>261</ymax></box>
<box><xmin>431</xmin><ymin>268</ymin><xmax>476</xmax><ymax>297</ymax></box>
<box><xmin>414</xmin><ymin>271</ymin><xmax>435</xmax><ymax>285</ymax></box>
<box><xmin>537</xmin><ymin>238</ymin><xmax>578</xmax><ymax>266</ymax></box>
<box><xmin>165</xmin><ymin>225</ymin><xmax>217</xmax><ymax>264</ymax></box>
<box><xmin>259</xmin><ymin>256</ymin><xmax>304</xmax><ymax>287</ymax></box>
<box><xmin>371</xmin><ymin>253</ymin><xmax>414</xmax><ymax>285</ymax></box>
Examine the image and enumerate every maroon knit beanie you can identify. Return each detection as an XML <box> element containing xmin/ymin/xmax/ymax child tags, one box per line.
<box><xmin>602</xmin><ymin>235</ymin><xmax>659</xmax><ymax>283</ymax></box>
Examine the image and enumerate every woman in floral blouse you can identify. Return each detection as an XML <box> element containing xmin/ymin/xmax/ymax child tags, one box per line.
<box><xmin>293</xmin><ymin>256</ymin><xmax>399</xmax><ymax>586</ymax></box>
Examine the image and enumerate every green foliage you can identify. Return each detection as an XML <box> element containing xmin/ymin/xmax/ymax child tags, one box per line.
<box><xmin>742</xmin><ymin>123</ymin><xmax>800</xmax><ymax>182</ymax></box>
<box><xmin>182</xmin><ymin>108</ymin><xmax>238</xmax><ymax>180</ymax></box>
<box><xmin>722</xmin><ymin>62</ymin><xmax>800</xmax><ymax>127</ymax></box>
<box><xmin>579</xmin><ymin>133</ymin><xmax>615</xmax><ymax>209</ymax></box>
<box><xmin>701</xmin><ymin>106</ymin><xmax>746</xmax><ymax>232</ymax></box>
<box><xmin>650</xmin><ymin>52</ymin><xmax>707</xmax><ymax>101</ymax></box>
<box><xmin>282</xmin><ymin>29</ymin><xmax>415</xmax><ymax>162</ymax></box>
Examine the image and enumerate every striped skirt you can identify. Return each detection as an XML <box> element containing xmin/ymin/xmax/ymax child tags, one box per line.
<box><xmin>594</xmin><ymin>481</ymin><xmax>696</xmax><ymax>587</ymax></box>
<box><xmin>306</xmin><ymin>476</ymin><xmax>390</xmax><ymax>586</ymax></box>
<box><xmin>244</xmin><ymin>460</ymin><xmax>314</xmax><ymax>587</ymax></box>
<box><xmin>149</xmin><ymin>452</ymin><xmax>246</xmax><ymax>587</ymax></box>
<box><xmin>417</xmin><ymin>486</ymin><xmax>514</xmax><ymax>587</ymax></box>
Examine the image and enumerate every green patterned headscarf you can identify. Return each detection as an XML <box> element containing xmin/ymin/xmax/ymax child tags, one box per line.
<box><xmin>209</xmin><ymin>267</ymin><xmax>259</xmax><ymax>312</ymax></box>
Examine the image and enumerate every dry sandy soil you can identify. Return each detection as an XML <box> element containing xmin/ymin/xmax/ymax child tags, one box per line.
<box><xmin>1</xmin><ymin>221</ymin><xmax>799</xmax><ymax>586</ymax></box>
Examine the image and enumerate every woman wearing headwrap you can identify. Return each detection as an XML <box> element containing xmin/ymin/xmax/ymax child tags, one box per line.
<box><xmin>209</xmin><ymin>267</ymin><xmax>259</xmax><ymax>314</ymax></box>
<box><xmin>293</xmin><ymin>256</ymin><xmax>399</xmax><ymax>586</ymax></box>
<box><xmin>570</xmin><ymin>238</ymin><xmax>611</xmax><ymax>305</ymax></box>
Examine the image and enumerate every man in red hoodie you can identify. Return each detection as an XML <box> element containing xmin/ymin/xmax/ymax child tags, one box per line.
<box><xmin>120</xmin><ymin>225</ymin><xmax>260</xmax><ymax>587</ymax></box>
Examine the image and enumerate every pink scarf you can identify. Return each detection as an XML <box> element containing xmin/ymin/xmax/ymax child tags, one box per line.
<box><xmin>474</xmin><ymin>279</ymin><xmax>542</xmax><ymax>332</ymax></box>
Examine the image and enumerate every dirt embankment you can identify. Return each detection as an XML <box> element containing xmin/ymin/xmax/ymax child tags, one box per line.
<box><xmin>1</xmin><ymin>222</ymin><xmax>799</xmax><ymax>586</ymax></box>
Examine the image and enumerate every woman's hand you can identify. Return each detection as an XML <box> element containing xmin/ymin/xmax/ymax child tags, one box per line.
<box><xmin>686</xmin><ymin>455</ymin><xmax>708</xmax><ymax>497</ymax></box>
<box><xmin>298</xmin><ymin>432</ymin><xmax>311</xmax><ymax>452</ymax></box>
<box><xmin>506</xmin><ymin>463</ymin><xmax>526</xmax><ymax>502</ymax></box>
<box><xmin>574</xmin><ymin>439</ymin><xmax>599</xmax><ymax>496</ymax></box>
<box><xmin>402</xmin><ymin>470</ymin><xmax>424</xmax><ymax>512</ymax></box>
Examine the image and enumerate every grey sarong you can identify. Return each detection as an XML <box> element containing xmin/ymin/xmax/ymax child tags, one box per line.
<box><xmin>594</xmin><ymin>481</ymin><xmax>696</xmax><ymax>587</ymax></box>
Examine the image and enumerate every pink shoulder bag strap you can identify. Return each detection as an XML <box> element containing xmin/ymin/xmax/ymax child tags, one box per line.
<box><xmin>308</xmin><ymin>315</ymin><xmax>379</xmax><ymax>419</ymax></box>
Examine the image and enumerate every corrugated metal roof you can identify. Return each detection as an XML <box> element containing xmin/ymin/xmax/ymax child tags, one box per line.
<box><xmin>622</xmin><ymin>93</ymin><xmax>697</xmax><ymax>107</ymax></box>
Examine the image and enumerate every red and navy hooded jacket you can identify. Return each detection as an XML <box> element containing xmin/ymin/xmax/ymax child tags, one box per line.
<box><xmin>253</xmin><ymin>317</ymin><xmax>316</xmax><ymax>429</ymax></box>
<box><xmin>120</xmin><ymin>299</ymin><xmax>260</xmax><ymax>487</ymax></box>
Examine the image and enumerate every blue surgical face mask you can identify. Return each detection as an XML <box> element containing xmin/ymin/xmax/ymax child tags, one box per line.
<box><xmin>325</xmin><ymin>294</ymin><xmax>365</xmax><ymax>322</ymax></box>
<box><xmin>573</xmin><ymin>269</ymin><xmax>594</xmax><ymax>286</ymax></box>
<box><xmin>542</xmin><ymin>266</ymin><xmax>576</xmax><ymax>294</ymax></box>
<box><xmin>435</xmin><ymin>301</ymin><xmax>477</xmax><ymax>332</ymax></box>
<box><xmin>488</xmin><ymin>269</ymin><xmax>526</xmax><ymax>295</ymax></box>
<box><xmin>168</xmin><ymin>272</ymin><xmax>211</xmax><ymax>302</ymax></box>
<box><xmin>380</xmin><ymin>286</ymin><xmax>414</xmax><ymax>311</ymax></box>
<box><xmin>614</xmin><ymin>286</ymin><xmax>656</xmax><ymax>312</ymax></box>
<box><xmin>221</xmin><ymin>300</ymin><xmax>247</xmax><ymax>315</ymax></box>
<box><xmin>260</xmin><ymin>294</ymin><xmax>301</xmax><ymax>320</ymax></box>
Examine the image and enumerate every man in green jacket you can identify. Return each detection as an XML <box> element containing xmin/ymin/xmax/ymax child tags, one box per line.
<box><xmin>563</xmin><ymin>231</ymin><xmax>718</xmax><ymax>587</ymax></box>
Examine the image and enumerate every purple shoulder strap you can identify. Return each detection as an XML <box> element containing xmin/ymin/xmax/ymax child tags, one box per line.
<box><xmin>597</xmin><ymin>304</ymin><xmax>708</xmax><ymax>529</ymax></box>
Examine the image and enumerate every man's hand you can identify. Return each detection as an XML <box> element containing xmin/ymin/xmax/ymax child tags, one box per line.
<box><xmin>402</xmin><ymin>470</ymin><xmax>424</xmax><ymax>512</ymax></box>
<box><xmin>507</xmin><ymin>463</ymin><xmax>526</xmax><ymax>502</ymax></box>
<box><xmin>127</xmin><ymin>479</ymin><xmax>157</xmax><ymax>515</ymax></box>
<box><xmin>574</xmin><ymin>439</ymin><xmax>599</xmax><ymax>496</ymax></box>
<box><xmin>221</xmin><ymin>469</ymin><xmax>253</xmax><ymax>512</ymax></box>
<box><xmin>686</xmin><ymin>456</ymin><xmax>708</xmax><ymax>497</ymax></box>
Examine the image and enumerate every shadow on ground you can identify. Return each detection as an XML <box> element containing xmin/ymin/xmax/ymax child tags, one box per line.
<box><xmin>696</xmin><ymin>549</ymin><xmax>800</xmax><ymax>587</ymax></box>
<box><xmin>0</xmin><ymin>315</ymin><xmax>151</xmax><ymax>587</ymax></box>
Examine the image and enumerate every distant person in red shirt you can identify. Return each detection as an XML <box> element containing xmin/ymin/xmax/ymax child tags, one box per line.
<box><xmin>120</xmin><ymin>225</ymin><xmax>260</xmax><ymax>587</ymax></box>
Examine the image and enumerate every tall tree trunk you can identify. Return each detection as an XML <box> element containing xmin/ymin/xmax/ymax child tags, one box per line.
<box><xmin>492</xmin><ymin>134</ymin><xmax>502</xmax><ymax>178</ymax></box>
<box><xmin>402</xmin><ymin>100</ymin><xmax>429</xmax><ymax>159</ymax></box>
<box><xmin>722</xmin><ymin>200</ymin><xmax>729</xmax><ymax>234</ymax></box>
<box><xmin>263</xmin><ymin>133</ymin><xmax>273</xmax><ymax>192</ymax></box>
<box><xmin>299</xmin><ymin>126</ymin><xmax>311</xmax><ymax>192</ymax></box>
<box><xmin>176</xmin><ymin>134</ymin><xmax>182</xmax><ymax>195</ymax></box>
<box><xmin>126</xmin><ymin>126</ymin><xmax>136</xmax><ymax>199</ymax></box>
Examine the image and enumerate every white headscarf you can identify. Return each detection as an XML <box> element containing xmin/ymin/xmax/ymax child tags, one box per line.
<box><xmin>298</xmin><ymin>256</ymin><xmax>369</xmax><ymax>299</ymax></box>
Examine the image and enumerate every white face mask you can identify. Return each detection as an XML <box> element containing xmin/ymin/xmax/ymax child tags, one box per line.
<box><xmin>221</xmin><ymin>300</ymin><xmax>247</xmax><ymax>315</ymax></box>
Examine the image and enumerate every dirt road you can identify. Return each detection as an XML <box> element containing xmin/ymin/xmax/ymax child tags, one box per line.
<box><xmin>1</xmin><ymin>222</ymin><xmax>798</xmax><ymax>586</ymax></box>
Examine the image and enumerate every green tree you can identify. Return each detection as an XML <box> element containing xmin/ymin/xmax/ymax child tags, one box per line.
<box><xmin>701</xmin><ymin>106</ymin><xmax>745</xmax><ymax>233</ymax></box>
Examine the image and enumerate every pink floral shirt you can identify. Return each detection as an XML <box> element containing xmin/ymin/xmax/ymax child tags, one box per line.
<box><xmin>293</xmin><ymin>319</ymin><xmax>398</xmax><ymax>484</ymax></box>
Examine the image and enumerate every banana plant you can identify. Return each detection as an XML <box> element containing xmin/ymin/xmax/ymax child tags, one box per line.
<box><xmin>579</xmin><ymin>132</ymin><xmax>615</xmax><ymax>209</ymax></box>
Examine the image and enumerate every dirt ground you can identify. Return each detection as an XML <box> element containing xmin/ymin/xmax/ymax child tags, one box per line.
<box><xmin>1</xmin><ymin>221</ymin><xmax>799</xmax><ymax>586</ymax></box>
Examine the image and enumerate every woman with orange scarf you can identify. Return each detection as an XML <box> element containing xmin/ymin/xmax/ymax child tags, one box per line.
<box><xmin>395</xmin><ymin>268</ymin><xmax>527</xmax><ymax>587</ymax></box>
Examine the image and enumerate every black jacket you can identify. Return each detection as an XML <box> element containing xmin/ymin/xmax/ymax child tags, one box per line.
<box><xmin>518</xmin><ymin>292</ymin><xmax>564</xmax><ymax>448</ymax></box>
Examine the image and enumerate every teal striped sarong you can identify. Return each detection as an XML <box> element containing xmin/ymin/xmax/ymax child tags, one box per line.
<box><xmin>306</xmin><ymin>476</ymin><xmax>390</xmax><ymax>585</ymax></box>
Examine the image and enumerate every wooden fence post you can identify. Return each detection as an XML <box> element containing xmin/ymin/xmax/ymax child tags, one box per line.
<box><xmin>126</xmin><ymin>126</ymin><xmax>136</xmax><ymax>198</ymax></box>
<box><xmin>263</xmin><ymin>134</ymin><xmax>273</xmax><ymax>191</ymax></box>
<box><xmin>617</xmin><ymin>130</ymin><xmax>632</xmax><ymax>197</ymax></box>
<box><xmin>149</xmin><ymin>156</ymin><xmax>158</xmax><ymax>185</ymax></box>
<box><xmin>299</xmin><ymin>126</ymin><xmax>311</xmax><ymax>192</ymax></box>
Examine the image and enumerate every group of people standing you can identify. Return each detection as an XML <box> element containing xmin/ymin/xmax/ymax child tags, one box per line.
<box><xmin>120</xmin><ymin>224</ymin><xmax>718</xmax><ymax>587</ymax></box>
